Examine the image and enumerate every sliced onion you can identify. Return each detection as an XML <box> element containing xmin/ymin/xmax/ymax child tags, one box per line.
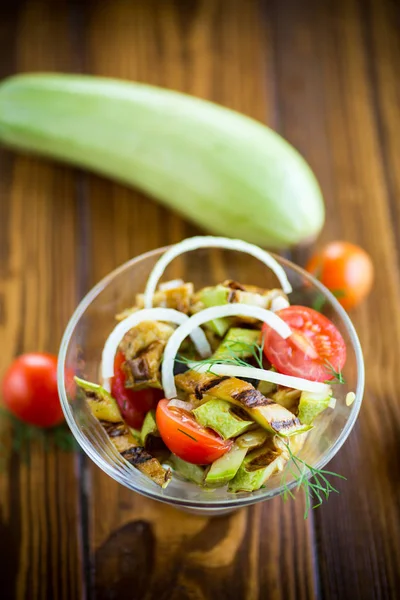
<box><xmin>270</xmin><ymin>296</ymin><xmax>290</xmax><ymax>312</ymax></box>
<box><xmin>101</xmin><ymin>308</ymin><xmax>211</xmax><ymax>380</ymax></box>
<box><xmin>144</xmin><ymin>236</ymin><xmax>292</xmax><ymax>308</ymax></box>
<box><xmin>161</xmin><ymin>303</ymin><xmax>292</xmax><ymax>398</ymax></box>
<box><xmin>168</xmin><ymin>398</ymin><xmax>195</xmax><ymax>411</ymax></box>
<box><xmin>187</xmin><ymin>363</ymin><xmax>331</xmax><ymax>395</ymax></box>
<box><xmin>158</xmin><ymin>279</ymin><xmax>184</xmax><ymax>291</ymax></box>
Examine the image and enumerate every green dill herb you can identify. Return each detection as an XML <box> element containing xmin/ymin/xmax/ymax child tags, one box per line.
<box><xmin>177</xmin><ymin>428</ymin><xmax>198</xmax><ymax>442</ymax></box>
<box><xmin>281</xmin><ymin>442</ymin><xmax>346</xmax><ymax>519</ymax></box>
<box><xmin>324</xmin><ymin>360</ymin><xmax>346</xmax><ymax>384</ymax></box>
<box><xmin>176</xmin><ymin>334</ymin><xmax>266</xmax><ymax>373</ymax></box>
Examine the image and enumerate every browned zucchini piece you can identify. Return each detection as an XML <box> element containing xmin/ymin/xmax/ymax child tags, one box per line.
<box><xmin>190</xmin><ymin>281</ymin><xmax>288</xmax><ymax>329</ymax></box>
<box><xmin>228</xmin><ymin>436</ymin><xmax>288</xmax><ymax>492</ymax></box>
<box><xmin>116</xmin><ymin>282</ymin><xmax>194</xmax><ymax>320</ymax></box>
<box><xmin>175</xmin><ymin>370</ymin><xmax>306</xmax><ymax>436</ymax></box>
<box><xmin>136</xmin><ymin>282</ymin><xmax>194</xmax><ymax>313</ymax></box>
<box><xmin>124</xmin><ymin>341</ymin><xmax>165</xmax><ymax>389</ymax></box>
<box><xmin>118</xmin><ymin>321</ymin><xmax>174</xmax><ymax>389</ymax></box>
<box><xmin>75</xmin><ymin>377</ymin><xmax>171</xmax><ymax>487</ymax></box>
<box><xmin>270</xmin><ymin>387</ymin><xmax>301</xmax><ymax>413</ymax></box>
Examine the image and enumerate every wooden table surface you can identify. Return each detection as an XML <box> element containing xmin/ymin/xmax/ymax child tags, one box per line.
<box><xmin>1</xmin><ymin>0</ymin><xmax>400</xmax><ymax>598</ymax></box>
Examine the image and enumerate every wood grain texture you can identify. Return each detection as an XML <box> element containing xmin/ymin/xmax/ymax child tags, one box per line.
<box><xmin>267</xmin><ymin>0</ymin><xmax>400</xmax><ymax>597</ymax></box>
<box><xmin>0</xmin><ymin>0</ymin><xmax>399</xmax><ymax>598</ymax></box>
<box><xmin>306</xmin><ymin>0</ymin><xmax>400</xmax><ymax>597</ymax></box>
<box><xmin>0</xmin><ymin>2</ymin><xmax>83</xmax><ymax>599</ymax></box>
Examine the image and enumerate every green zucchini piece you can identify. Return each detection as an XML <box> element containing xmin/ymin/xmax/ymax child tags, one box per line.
<box><xmin>212</xmin><ymin>327</ymin><xmax>261</xmax><ymax>360</ymax></box>
<box><xmin>206</xmin><ymin>443</ymin><xmax>247</xmax><ymax>486</ymax></box>
<box><xmin>140</xmin><ymin>409</ymin><xmax>158</xmax><ymax>445</ymax></box>
<box><xmin>74</xmin><ymin>376</ymin><xmax>121</xmax><ymax>422</ymax></box>
<box><xmin>168</xmin><ymin>454</ymin><xmax>205</xmax><ymax>485</ymax></box>
<box><xmin>235</xmin><ymin>428</ymin><xmax>268</xmax><ymax>450</ymax></box>
<box><xmin>234</xmin><ymin>400</ymin><xmax>310</xmax><ymax>437</ymax></box>
<box><xmin>74</xmin><ymin>377</ymin><xmax>171</xmax><ymax>488</ymax></box>
<box><xmin>197</xmin><ymin>286</ymin><xmax>231</xmax><ymax>336</ymax></box>
<box><xmin>257</xmin><ymin>380</ymin><xmax>277</xmax><ymax>397</ymax></box>
<box><xmin>192</xmin><ymin>399</ymin><xmax>254</xmax><ymax>439</ymax></box>
<box><xmin>206</xmin><ymin>428</ymin><xmax>268</xmax><ymax>486</ymax></box>
<box><xmin>298</xmin><ymin>389</ymin><xmax>332</xmax><ymax>425</ymax></box>
<box><xmin>129</xmin><ymin>428</ymin><xmax>142</xmax><ymax>444</ymax></box>
<box><xmin>228</xmin><ymin>438</ymin><xmax>286</xmax><ymax>492</ymax></box>
<box><xmin>271</xmin><ymin>387</ymin><xmax>301</xmax><ymax>412</ymax></box>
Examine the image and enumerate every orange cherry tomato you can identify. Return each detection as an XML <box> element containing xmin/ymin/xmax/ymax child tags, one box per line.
<box><xmin>306</xmin><ymin>241</ymin><xmax>373</xmax><ymax>310</ymax></box>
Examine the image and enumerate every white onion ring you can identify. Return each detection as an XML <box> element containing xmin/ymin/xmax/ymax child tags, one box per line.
<box><xmin>144</xmin><ymin>236</ymin><xmax>292</xmax><ymax>308</ymax></box>
<box><xmin>161</xmin><ymin>303</ymin><xmax>292</xmax><ymax>398</ymax></box>
<box><xmin>101</xmin><ymin>308</ymin><xmax>211</xmax><ymax>380</ymax></box>
<box><xmin>270</xmin><ymin>296</ymin><xmax>290</xmax><ymax>312</ymax></box>
<box><xmin>187</xmin><ymin>363</ymin><xmax>331</xmax><ymax>395</ymax></box>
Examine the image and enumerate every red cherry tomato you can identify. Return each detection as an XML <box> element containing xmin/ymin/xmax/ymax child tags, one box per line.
<box><xmin>306</xmin><ymin>241</ymin><xmax>374</xmax><ymax>310</ymax></box>
<box><xmin>111</xmin><ymin>351</ymin><xmax>163</xmax><ymax>429</ymax></box>
<box><xmin>156</xmin><ymin>399</ymin><xmax>232</xmax><ymax>465</ymax></box>
<box><xmin>262</xmin><ymin>306</ymin><xmax>346</xmax><ymax>382</ymax></box>
<box><xmin>2</xmin><ymin>353</ymin><xmax>64</xmax><ymax>428</ymax></box>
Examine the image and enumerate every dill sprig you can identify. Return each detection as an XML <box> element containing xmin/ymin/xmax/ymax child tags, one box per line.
<box><xmin>176</xmin><ymin>354</ymin><xmax>244</xmax><ymax>375</ymax></box>
<box><xmin>177</xmin><ymin>428</ymin><xmax>198</xmax><ymax>442</ymax></box>
<box><xmin>281</xmin><ymin>442</ymin><xmax>346</xmax><ymax>519</ymax></box>
<box><xmin>324</xmin><ymin>360</ymin><xmax>346</xmax><ymax>384</ymax></box>
<box><xmin>176</xmin><ymin>335</ymin><xmax>266</xmax><ymax>374</ymax></box>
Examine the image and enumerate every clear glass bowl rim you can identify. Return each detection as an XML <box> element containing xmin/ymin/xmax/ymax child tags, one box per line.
<box><xmin>58</xmin><ymin>245</ymin><xmax>365</xmax><ymax>509</ymax></box>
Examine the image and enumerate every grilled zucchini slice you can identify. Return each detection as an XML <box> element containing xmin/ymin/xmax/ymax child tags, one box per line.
<box><xmin>75</xmin><ymin>377</ymin><xmax>171</xmax><ymax>487</ymax></box>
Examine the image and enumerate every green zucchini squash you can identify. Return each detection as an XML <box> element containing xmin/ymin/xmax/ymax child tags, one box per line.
<box><xmin>0</xmin><ymin>73</ymin><xmax>324</xmax><ymax>248</ymax></box>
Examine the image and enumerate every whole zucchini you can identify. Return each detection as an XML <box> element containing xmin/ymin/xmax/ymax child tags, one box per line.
<box><xmin>0</xmin><ymin>73</ymin><xmax>324</xmax><ymax>247</ymax></box>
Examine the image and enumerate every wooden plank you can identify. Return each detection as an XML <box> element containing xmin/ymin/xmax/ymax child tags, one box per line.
<box><xmin>0</xmin><ymin>2</ymin><xmax>83</xmax><ymax>598</ymax></box>
<box><xmin>300</xmin><ymin>0</ymin><xmax>400</xmax><ymax>597</ymax></box>
<box><xmin>365</xmin><ymin>0</ymin><xmax>400</xmax><ymax>255</ymax></box>
<box><xmin>81</xmin><ymin>0</ymin><xmax>317</xmax><ymax>598</ymax></box>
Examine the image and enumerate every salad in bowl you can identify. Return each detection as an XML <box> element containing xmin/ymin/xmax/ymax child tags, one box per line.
<box><xmin>59</xmin><ymin>236</ymin><xmax>363</xmax><ymax>515</ymax></box>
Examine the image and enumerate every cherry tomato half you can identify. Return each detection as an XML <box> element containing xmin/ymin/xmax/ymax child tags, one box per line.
<box><xmin>306</xmin><ymin>241</ymin><xmax>374</xmax><ymax>310</ymax></box>
<box><xmin>156</xmin><ymin>399</ymin><xmax>232</xmax><ymax>465</ymax></box>
<box><xmin>111</xmin><ymin>351</ymin><xmax>163</xmax><ymax>429</ymax></box>
<box><xmin>2</xmin><ymin>353</ymin><xmax>64</xmax><ymax>428</ymax></box>
<box><xmin>262</xmin><ymin>306</ymin><xmax>346</xmax><ymax>382</ymax></box>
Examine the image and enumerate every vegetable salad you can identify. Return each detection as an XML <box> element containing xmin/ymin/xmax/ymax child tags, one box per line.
<box><xmin>75</xmin><ymin>236</ymin><xmax>348</xmax><ymax>499</ymax></box>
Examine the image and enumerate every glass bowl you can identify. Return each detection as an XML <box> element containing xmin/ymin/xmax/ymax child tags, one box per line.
<box><xmin>58</xmin><ymin>245</ymin><xmax>364</xmax><ymax>515</ymax></box>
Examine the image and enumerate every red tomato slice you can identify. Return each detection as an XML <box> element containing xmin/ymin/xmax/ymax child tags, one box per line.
<box><xmin>111</xmin><ymin>351</ymin><xmax>163</xmax><ymax>429</ymax></box>
<box><xmin>262</xmin><ymin>306</ymin><xmax>346</xmax><ymax>382</ymax></box>
<box><xmin>156</xmin><ymin>399</ymin><xmax>232</xmax><ymax>465</ymax></box>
